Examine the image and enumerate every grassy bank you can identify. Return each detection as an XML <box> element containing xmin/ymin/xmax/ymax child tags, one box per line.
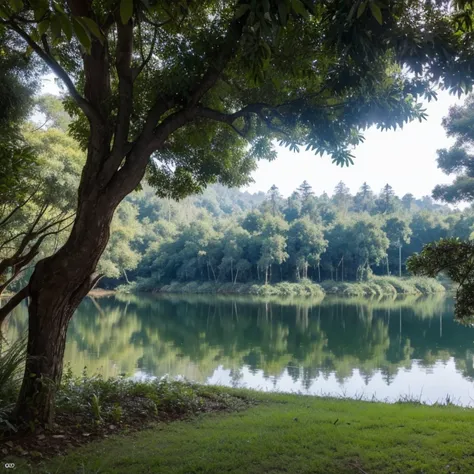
<box><xmin>11</xmin><ymin>387</ymin><xmax>474</xmax><ymax>474</ymax></box>
<box><xmin>127</xmin><ymin>280</ymin><xmax>326</xmax><ymax>297</ymax></box>
<box><xmin>121</xmin><ymin>276</ymin><xmax>444</xmax><ymax>298</ymax></box>
<box><xmin>320</xmin><ymin>276</ymin><xmax>445</xmax><ymax>297</ymax></box>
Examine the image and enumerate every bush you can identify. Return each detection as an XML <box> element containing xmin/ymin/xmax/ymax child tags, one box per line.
<box><xmin>55</xmin><ymin>372</ymin><xmax>254</xmax><ymax>429</ymax></box>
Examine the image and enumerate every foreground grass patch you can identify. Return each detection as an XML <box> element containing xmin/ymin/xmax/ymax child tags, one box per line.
<box><xmin>18</xmin><ymin>391</ymin><xmax>474</xmax><ymax>474</ymax></box>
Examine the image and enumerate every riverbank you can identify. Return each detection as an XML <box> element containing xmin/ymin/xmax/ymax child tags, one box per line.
<box><xmin>122</xmin><ymin>276</ymin><xmax>445</xmax><ymax>298</ymax></box>
<box><xmin>9</xmin><ymin>384</ymin><xmax>474</xmax><ymax>473</ymax></box>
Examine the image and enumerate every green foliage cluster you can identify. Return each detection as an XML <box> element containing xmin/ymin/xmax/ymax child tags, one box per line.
<box><xmin>152</xmin><ymin>280</ymin><xmax>325</xmax><ymax>298</ymax></box>
<box><xmin>2</xmin><ymin>372</ymin><xmax>251</xmax><ymax>435</ymax></box>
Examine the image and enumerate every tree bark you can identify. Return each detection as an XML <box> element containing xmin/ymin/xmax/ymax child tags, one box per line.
<box><xmin>14</xmin><ymin>131</ymin><xmax>147</xmax><ymax>426</ymax></box>
<box><xmin>14</xmin><ymin>185</ymin><xmax>121</xmax><ymax>426</ymax></box>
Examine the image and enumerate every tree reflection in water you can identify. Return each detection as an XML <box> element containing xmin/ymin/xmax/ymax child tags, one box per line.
<box><xmin>4</xmin><ymin>293</ymin><xmax>473</xmax><ymax>402</ymax></box>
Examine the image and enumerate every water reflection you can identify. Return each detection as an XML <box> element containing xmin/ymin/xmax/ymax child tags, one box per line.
<box><xmin>5</xmin><ymin>293</ymin><xmax>474</xmax><ymax>405</ymax></box>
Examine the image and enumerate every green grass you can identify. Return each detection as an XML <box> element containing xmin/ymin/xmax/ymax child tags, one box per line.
<box><xmin>15</xmin><ymin>390</ymin><xmax>474</xmax><ymax>474</ymax></box>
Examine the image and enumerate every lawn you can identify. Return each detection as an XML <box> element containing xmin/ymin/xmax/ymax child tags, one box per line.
<box><xmin>15</xmin><ymin>390</ymin><xmax>474</xmax><ymax>474</ymax></box>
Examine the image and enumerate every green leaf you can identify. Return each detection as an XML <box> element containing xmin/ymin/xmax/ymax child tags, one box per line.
<box><xmin>58</xmin><ymin>13</ymin><xmax>72</xmax><ymax>41</ymax></box>
<box><xmin>50</xmin><ymin>14</ymin><xmax>62</xmax><ymax>39</ymax></box>
<box><xmin>9</xmin><ymin>0</ymin><xmax>23</xmax><ymax>13</ymax></box>
<box><xmin>0</xmin><ymin>6</ymin><xmax>9</xmax><ymax>19</ymax></box>
<box><xmin>34</xmin><ymin>6</ymin><xmax>48</xmax><ymax>21</ymax></box>
<box><xmin>72</xmin><ymin>17</ymin><xmax>91</xmax><ymax>54</ymax></box>
<box><xmin>369</xmin><ymin>2</ymin><xmax>383</xmax><ymax>25</ymax></box>
<box><xmin>79</xmin><ymin>17</ymin><xmax>104</xmax><ymax>43</ymax></box>
<box><xmin>30</xmin><ymin>28</ymin><xmax>40</xmax><ymax>42</ymax></box>
<box><xmin>292</xmin><ymin>0</ymin><xmax>309</xmax><ymax>19</ymax></box>
<box><xmin>120</xmin><ymin>0</ymin><xmax>134</xmax><ymax>25</ymax></box>
<box><xmin>357</xmin><ymin>1</ymin><xmax>367</xmax><ymax>18</ymax></box>
<box><xmin>52</xmin><ymin>1</ymin><xmax>64</xmax><ymax>13</ymax></box>
<box><xmin>234</xmin><ymin>4</ymin><xmax>250</xmax><ymax>19</ymax></box>
<box><xmin>38</xmin><ymin>19</ymin><xmax>50</xmax><ymax>36</ymax></box>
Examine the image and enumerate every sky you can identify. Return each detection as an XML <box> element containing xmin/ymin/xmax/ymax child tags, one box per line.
<box><xmin>243</xmin><ymin>90</ymin><xmax>464</xmax><ymax>200</ymax></box>
<box><xmin>41</xmin><ymin>75</ymin><xmax>463</xmax><ymax>203</ymax></box>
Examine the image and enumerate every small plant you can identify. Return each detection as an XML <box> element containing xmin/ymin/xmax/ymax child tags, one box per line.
<box><xmin>90</xmin><ymin>393</ymin><xmax>102</xmax><ymax>423</ymax></box>
<box><xmin>111</xmin><ymin>403</ymin><xmax>123</xmax><ymax>423</ymax></box>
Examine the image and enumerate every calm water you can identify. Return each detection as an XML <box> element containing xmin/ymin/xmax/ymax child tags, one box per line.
<box><xmin>6</xmin><ymin>293</ymin><xmax>474</xmax><ymax>405</ymax></box>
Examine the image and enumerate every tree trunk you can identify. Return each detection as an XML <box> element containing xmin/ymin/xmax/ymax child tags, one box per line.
<box><xmin>230</xmin><ymin>258</ymin><xmax>234</xmax><ymax>283</ymax></box>
<box><xmin>14</xmin><ymin>123</ymin><xmax>147</xmax><ymax>426</ymax></box>
<box><xmin>123</xmin><ymin>268</ymin><xmax>130</xmax><ymax>284</ymax></box>
<box><xmin>14</xmin><ymin>186</ymin><xmax>119</xmax><ymax>426</ymax></box>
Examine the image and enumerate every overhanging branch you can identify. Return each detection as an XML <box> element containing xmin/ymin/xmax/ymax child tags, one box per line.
<box><xmin>7</xmin><ymin>20</ymin><xmax>101</xmax><ymax>124</ymax></box>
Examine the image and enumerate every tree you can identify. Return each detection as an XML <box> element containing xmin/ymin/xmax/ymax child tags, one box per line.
<box><xmin>219</xmin><ymin>225</ymin><xmax>250</xmax><ymax>283</ymax></box>
<box><xmin>258</xmin><ymin>235</ymin><xmax>288</xmax><ymax>285</ymax></box>
<box><xmin>333</xmin><ymin>181</ymin><xmax>352</xmax><ymax>214</ymax></box>
<box><xmin>2</xmin><ymin>0</ymin><xmax>474</xmax><ymax>426</ymax></box>
<box><xmin>408</xmin><ymin>94</ymin><xmax>474</xmax><ymax>320</ymax></box>
<box><xmin>98</xmin><ymin>201</ymin><xmax>142</xmax><ymax>284</ymax></box>
<box><xmin>348</xmin><ymin>219</ymin><xmax>389</xmax><ymax>280</ymax></box>
<box><xmin>0</xmin><ymin>127</ymin><xmax>82</xmax><ymax>316</ymax></box>
<box><xmin>383</xmin><ymin>216</ymin><xmax>412</xmax><ymax>276</ymax></box>
<box><xmin>287</xmin><ymin>217</ymin><xmax>327</xmax><ymax>280</ymax></box>
<box><xmin>401</xmin><ymin>193</ymin><xmax>415</xmax><ymax>212</ymax></box>
<box><xmin>296</xmin><ymin>181</ymin><xmax>314</xmax><ymax>203</ymax></box>
<box><xmin>408</xmin><ymin>239</ymin><xmax>474</xmax><ymax>322</ymax></box>
<box><xmin>432</xmin><ymin>95</ymin><xmax>474</xmax><ymax>203</ymax></box>
<box><xmin>283</xmin><ymin>191</ymin><xmax>302</xmax><ymax>223</ymax></box>
<box><xmin>266</xmin><ymin>185</ymin><xmax>283</xmax><ymax>217</ymax></box>
<box><xmin>353</xmin><ymin>182</ymin><xmax>375</xmax><ymax>213</ymax></box>
<box><xmin>376</xmin><ymin>184</ymin><xmax>397</xmax><ymax>214</ymax></box>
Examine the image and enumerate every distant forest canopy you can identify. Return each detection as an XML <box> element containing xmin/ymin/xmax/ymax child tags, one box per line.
<box><xmin>95</xmin><ymin>179</ymin><xmax>473</xmax><ymax>289</ymax></box>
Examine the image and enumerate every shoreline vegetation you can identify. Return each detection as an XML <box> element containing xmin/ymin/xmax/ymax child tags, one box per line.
<box><xmin>119</xmin><ymin>276</ymin><xmax>446</xmax><ymax>298</ymax></box>
<box><xmin>5</xmin><ymin>379</ymin><xmax>474</xmax><ymax>473</ymax></box>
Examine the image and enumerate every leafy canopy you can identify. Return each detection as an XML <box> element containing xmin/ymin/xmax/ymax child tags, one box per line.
<box><xmin>1</xmin><ymin>0</ymin><xmax>474</xmax><ymax>200</ymax></box>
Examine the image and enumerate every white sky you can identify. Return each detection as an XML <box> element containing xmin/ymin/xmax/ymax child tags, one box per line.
<box><xmin>41</xmin><ymin>75</ymin><xmax>463</xmax><ymax>202</ymax></box>
<box><xmin>244</xmin><ymin>90</ymin><xmax>464</xmax><ymax>200</ymax></box>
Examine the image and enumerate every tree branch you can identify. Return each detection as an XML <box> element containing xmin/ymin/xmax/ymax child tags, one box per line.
<box><xmin>0</xmin><ymin>190</ymin><xmax>38</xmax><ymax>229</ymax></box>
<box><xmin>7</xmin><ymin>20</ymin><xmax>101</xmax><ymax>124</ymax></box>
<box><xmin>133</xmin><ymin>24</ymin><xmax>158</xmax><ymax>81</ymax></box>
<box><xmin>0</xmin><ymin>286</ymin><xmax>29</xmax><ymax>324</ymax></box>
<box><xmin>188</xmin><ymin>16</ymin><xmax>246</xmax><ymax>107</ymax></box>
<box><xmin>111</xmin><ymin>17</ymin><xmax>134</xmax><ymax>158</ymax></box>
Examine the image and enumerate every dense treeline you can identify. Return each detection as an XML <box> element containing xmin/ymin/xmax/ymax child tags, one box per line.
<box><xmin>97</xmin><ymin>180</ymin><xmax>469</xmax><ymax>290</ymax></box>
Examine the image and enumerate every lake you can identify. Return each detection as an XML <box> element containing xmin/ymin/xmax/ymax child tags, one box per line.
<box><xmin>5</xmin><ymin>293</ymin><xmax>474</xmax><ymax>406</ymax></box>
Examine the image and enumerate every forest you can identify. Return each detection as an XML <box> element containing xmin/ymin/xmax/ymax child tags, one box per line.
<box><xmin>3</xmin><ymin>96</ymin><xmax>473</xmax><ymax>295</ymax></box>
